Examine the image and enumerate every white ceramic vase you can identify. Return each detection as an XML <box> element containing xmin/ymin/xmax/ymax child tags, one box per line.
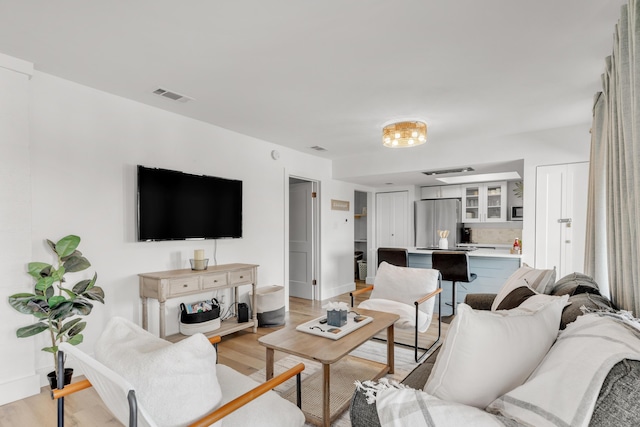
<box><xmin>438</xmin><ymin>237</ymin><xmax>449</xmax><ymax>249</ymax></box>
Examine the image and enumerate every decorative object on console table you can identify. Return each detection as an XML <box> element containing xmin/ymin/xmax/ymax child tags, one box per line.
<box><xmin>191</xmin><ymin>249</ymin><xmax>208</xmax><ymax>270</ymax></box>
<box><xmin>324</xmin><ymin>301</ymin><xmax>348</xmax><ymax>327</ymax></box>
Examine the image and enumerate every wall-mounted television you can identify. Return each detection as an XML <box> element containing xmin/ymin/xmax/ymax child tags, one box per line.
<box><xmin>137</xmin><ymin>165</ymin><xmax>243</xmax><ymax>241</ymax></box>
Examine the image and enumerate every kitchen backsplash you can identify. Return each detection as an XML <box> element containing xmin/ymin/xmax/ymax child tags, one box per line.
<box><xmin>471</xmin><ymin>228</ymin><xmax>522</xmax><ymax>245</ymax></box>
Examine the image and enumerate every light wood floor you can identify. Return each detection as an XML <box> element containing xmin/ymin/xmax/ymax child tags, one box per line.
<box><xmin>0</xmin><ymin>281</ymin><xmax>446</xmax><ymax>426</ymax></box>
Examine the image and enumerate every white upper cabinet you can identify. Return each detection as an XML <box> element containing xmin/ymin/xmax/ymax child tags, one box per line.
<box><xmin>420</xmin><ymin>185</ymin><xmax>462</xmax><ymax>199</ymax></box>
<box><xmin>462</xmin><ymin>181</ymin><xmax>507</xmax><ymax>222</ymax></box>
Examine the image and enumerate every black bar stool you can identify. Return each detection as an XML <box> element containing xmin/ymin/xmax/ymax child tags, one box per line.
<box><xmin>431</xmin><ymin>251</ymin><xmax>477</xmax><ymax>315</ymax></box>
<box><xmin>377</xmin><ymin>247</ymin><xmax>408</xmax><ymax>267</ymax></box>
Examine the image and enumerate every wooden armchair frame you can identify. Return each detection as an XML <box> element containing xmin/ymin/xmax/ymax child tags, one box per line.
<box><xmin>52</xmin><ymin>336</ymin><xmax>304</xmax><ymax>427</ymax></box>
<box><xmin>350</xmin><ymin>275</ymin><xmax>442</xmax><ymax>363</ymax></box>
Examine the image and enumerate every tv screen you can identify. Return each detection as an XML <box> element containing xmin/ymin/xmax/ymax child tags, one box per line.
<box><xmin>137</xmin><ymin>165</ymin><xmax>242</xmax><ymax>241</ymax></box>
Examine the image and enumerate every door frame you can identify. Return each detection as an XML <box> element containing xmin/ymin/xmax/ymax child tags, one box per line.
<box><xmin>285</xmin><ymin>172</ymin><xmax>321</xmax><ymax>301</ymax></box>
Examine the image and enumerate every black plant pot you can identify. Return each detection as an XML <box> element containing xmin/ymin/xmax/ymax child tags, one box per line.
<box><xmin>47</xmin><ymin>368</ymin><xmax>73</xmax><ymax>389</ymax></box>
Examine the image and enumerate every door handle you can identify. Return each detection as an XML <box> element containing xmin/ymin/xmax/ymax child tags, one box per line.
<box><xmin>557</xmin><ymin>218</ymin><xmax>572</xmax><ymax>223</ymax></box>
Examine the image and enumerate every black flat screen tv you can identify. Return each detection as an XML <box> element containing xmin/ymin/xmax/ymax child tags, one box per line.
<box><xmin>137</xmin><ymin>165</ymin><xmax>242</xmax><ymax>241</ymax></box>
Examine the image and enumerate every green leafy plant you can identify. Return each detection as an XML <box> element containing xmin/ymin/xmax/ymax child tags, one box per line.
<box><xmin>513</xmin><ymin>181</ymin><xmax>523</xmax><ymax>199</ymax></box>
<box><xmin>8</xmin><ymin>235</ymin><xmax>104</xmax><ymax>374</ymax></box>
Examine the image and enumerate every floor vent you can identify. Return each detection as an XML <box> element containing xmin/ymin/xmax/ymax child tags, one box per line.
<box><xmin>152</xmin><ymin>88</ymin><xmax>194</xmax><ymax>103</ymax></box>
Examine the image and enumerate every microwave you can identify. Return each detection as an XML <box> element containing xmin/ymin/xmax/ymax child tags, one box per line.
<box><xmin>511</xmin><ymin>206</ymin><xmax>523</xmax><ymax>220</ymax></box>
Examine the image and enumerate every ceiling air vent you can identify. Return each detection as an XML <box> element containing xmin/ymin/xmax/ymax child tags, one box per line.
<box><xmin>422</xmin><ymin>167</ymin><xmax>475</xmax><ymax>176</ymax></box>
<box><xmin>152</xmin><ymin>87</ymin><xmax>194</xmax><ymax>103</ymax></box>
<box><xmin>310</xmin><ymin>146</ymin><xmax>328</xmax><ymax>152</ymax></box>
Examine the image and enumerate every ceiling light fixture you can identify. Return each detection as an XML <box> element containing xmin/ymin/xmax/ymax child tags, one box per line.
<box><xmin>437</xmin><ymin>171</ymin><xmax>521</xmax><ymax>184</ymax></box>
<box><xmin>382</xmin><ymin>120</ymin><xmax>427</xmax><ymax>148</ymax></box>
<box><xmin>422</xmin><ymin>167</ymin><xmax>475</xmax><ymax>176</ymax></box>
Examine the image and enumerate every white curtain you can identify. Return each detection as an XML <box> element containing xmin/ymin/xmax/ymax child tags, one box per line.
<box><xmin>586</xmin><ymin>0</ymin><xmax>640</xmax><ymax>315</ymax></box>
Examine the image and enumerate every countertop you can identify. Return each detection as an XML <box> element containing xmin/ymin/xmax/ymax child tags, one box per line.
<box><xmin>407</xmin><ymin>246</ymin><xmax>522</xmax><ymax>259</ymax></box>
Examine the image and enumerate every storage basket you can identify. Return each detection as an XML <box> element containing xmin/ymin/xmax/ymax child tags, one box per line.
<box><xmin>179</xmin><ymin>298</ymin><xmax>221</xmax><ymax>335</ymax></box>
<box><xmin>250</xmin><ymin>285</ymin><xmax>285</xmax><ymax>327</ymax></box>
<box><xmin>179</xmin><ymin>318</ymin><xmax>221</xmax><ymax>335</ymax></box>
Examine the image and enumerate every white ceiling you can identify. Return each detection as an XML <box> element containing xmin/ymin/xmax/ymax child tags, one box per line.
<box><xmin>0</xmin><ymin>1</ymin><xmax>624</xmax><ymax>186</ymax></box>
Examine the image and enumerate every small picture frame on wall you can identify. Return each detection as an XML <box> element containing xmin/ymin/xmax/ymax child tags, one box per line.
<box><xmin>331</xmin><ymin>199</ymin><xmax>350</xmax><ymax>211</ymax></box>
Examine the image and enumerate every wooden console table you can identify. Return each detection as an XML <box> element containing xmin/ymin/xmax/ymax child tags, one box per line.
<box><xmin>138</xmin><ymin>263</ymin><xmax>259</xmax><ymax>341</ymax></box>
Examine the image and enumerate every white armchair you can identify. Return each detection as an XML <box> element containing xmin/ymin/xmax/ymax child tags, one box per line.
<box><xmin>52</xmin><ymin>317</ymin><xmax>304</xmax><ymax>427</ymax></box>
<box><xmin>350</xmin><ymin>261</ymin><xmax>442</xmax><ymax>362</ymax></box>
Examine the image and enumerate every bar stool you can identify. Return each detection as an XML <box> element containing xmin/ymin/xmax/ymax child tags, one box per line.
<box><xmin>431</xmin><ymin>251</ymin><xmax>477</xmax><ymax>316</ymax></box>
<box><xmin>377</xmin><ymin>247</ymin><xmax>408</xmax><ymax>267</ymax></box>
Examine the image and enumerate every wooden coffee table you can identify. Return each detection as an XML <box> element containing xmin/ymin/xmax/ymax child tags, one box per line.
<box><xmin>258</xmin><ymin>308</ymin><xmax>399</xmax><ymax>427</ymax></box>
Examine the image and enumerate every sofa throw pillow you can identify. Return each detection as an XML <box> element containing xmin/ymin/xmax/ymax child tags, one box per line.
<box><xmin>491</xmin><ymin>265</ymin><xmax>556</xmax><ymax>311</ymax></box>
<box><xmin>550</xmin><ymin>272</ymin><xmax>600</xmax><ymax>297</ymax></box>
<box><xmin>424</xmin><ymin>296</ymin><xmax>568</xmax><ymax>409</ymax></box>
<box><xmin>487</xmin><ymin>313</ymin><xmax>640</xmax><ymax>427</ymax></box>
<box><xmin>560</xmin><ymin>292</ymin><xmax>616</xmax><ymax>329</ymax></box>
<box><xmin>494</xmin><ymin>280</ymin><xmax>536</xmax><ymax>310</ymax></box>
<box><xmin>94</xmin><ymin>317</ymin><xmax>222</xmax><ymax>427</ymax></box>
<box><xmin>495</xmin><ymin>280</ymin><xmax>567</xmax><ymax>312</ymax></box>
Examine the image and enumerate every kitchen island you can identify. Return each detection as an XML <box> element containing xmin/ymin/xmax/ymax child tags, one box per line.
<box><xmin>407</xmin><ymin>247</ymin><xmax>522</xmax><ymax>314</ymax></box>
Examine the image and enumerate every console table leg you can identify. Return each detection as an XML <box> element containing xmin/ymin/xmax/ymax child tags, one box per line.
<box><xmin>141</xmin><ymin>297</ymin><xmax>148</xmax><ymax>330</ymax></box>
<box><xmin>159</xmin><ymin>301</ymin><xmax>166</xmax><ymax>339</ymax></box>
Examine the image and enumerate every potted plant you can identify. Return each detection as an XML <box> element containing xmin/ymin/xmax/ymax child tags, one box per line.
<box><xmin>8</xmin><ymin>234</ymin><xmax>104</xmax><ymax>388</ymax></box>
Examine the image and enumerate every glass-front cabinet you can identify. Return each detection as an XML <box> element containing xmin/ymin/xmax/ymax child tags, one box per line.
<box><xmin>462</xmin><ymin>181</ymin><xmax>507</xmax><ymax>222</ymax></box>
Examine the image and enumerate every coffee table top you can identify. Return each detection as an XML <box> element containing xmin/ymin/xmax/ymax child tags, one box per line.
<box><xmin>258</xmin><ymin>308</ymin><xmax>399</xmax><ymax>364</ymax></box>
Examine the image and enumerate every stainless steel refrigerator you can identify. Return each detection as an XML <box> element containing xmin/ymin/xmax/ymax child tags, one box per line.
<box><xmin>414</xmin><ymin>199</ymin><xmax>461</xmax><ymax>248</ymax></box>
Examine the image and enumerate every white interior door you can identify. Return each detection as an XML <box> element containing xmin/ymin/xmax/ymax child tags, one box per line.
<box><xmin>535</xmin><ymin>162</ymin><xmax>588</xmax><ymax>277</ymax></box>
<box><xmin>289</xmin><ymin>180</ymin><xmax>315</xmax><ymax>299</ymax></box>
<box><xmin>376</xmin><ymin>191</ymin><xmax>409</xmax><ymax>248</ymax></box>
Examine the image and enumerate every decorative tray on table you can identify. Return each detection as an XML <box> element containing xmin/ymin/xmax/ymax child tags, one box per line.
<box><xmin>296</xmin><ymin>312</ymin><xmax>373</xmax><ymax>340</ymax></box>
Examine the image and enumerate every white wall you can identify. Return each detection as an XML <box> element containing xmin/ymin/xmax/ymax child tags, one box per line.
<box><xmin>1</xmin><ymin>58</ymin><xmax>359</xmax><ymax>403</ymax></box>
<box><xmin>0</xmin><ymin>54</ymin><xmax>40</xmax><ymax>405</ymax></box>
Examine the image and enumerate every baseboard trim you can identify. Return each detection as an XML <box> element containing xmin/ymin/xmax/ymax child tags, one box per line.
<box><xmin>0</xmin><ymin>373</ymin><xmax>40</xmax><ymax>406</ymax></box>
<box><xmin>323</xmin><ymin>282</ymin><xmax>356</xmax><ymax>300</ymax></box>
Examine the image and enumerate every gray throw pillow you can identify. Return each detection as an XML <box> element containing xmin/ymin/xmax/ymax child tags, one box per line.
<box><xmin>551</xmin><ymin>273</ymin><xmax>600</xmax><ymax>297</ymax></box>
<box><xmin>560</xmin><ymin>293</ymin><xmax>616</xmax><ymax>329</ymax></box>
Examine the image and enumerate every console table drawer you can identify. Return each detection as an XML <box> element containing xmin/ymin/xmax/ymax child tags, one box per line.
<box><xmin>203</xmin><ymin>273</ymin><xmax>228</xmax><ymax>289</ymax></box>
<box><xmin>168</xmin><ymin>277</ymin><xmax>200</xmax><ymax>296</ymax></box>
<box><xmin>230</xmin><ymin>269</ymin><xmax>253</xmax><ymax>285</ymax></box>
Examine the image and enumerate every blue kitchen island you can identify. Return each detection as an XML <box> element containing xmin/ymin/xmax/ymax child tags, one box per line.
<box><xmin>407</xmin><ymin>247</ymin><xmax>522</xmax><ymax>314</ymax></box>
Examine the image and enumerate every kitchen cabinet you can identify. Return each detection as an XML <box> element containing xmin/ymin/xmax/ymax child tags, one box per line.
<box><xmin>462</xmin><ymin>182</ymin><xmax>507</xmax><ymax>222</ymax></box>
<box><xmin>420</xmin><ymin>185</ymin><xmax>462</xmax><ymax>199</ymax></box>
<box><xmin>376</xmin><ymin>191</ymin><xmax>409</xmax><ymax>247</ymax></box>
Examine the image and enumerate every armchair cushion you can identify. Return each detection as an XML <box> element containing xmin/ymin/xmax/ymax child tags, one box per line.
<box><xmin>216</xmin><ymin>365</ymin><xmax>305</xmax><ymax>426</ymax></box>
<box><xmin>358</xmin><ymin>298</ymin><xmax>430</xmax><ymax>332</ymax></box>
<box><xmin>95</xmin><ymin>317</ymin><xmax>222</xmax><ymax>427</ymax></box>
<box><xmin>370</xmin><ymin>261</ymin><xmax>439</xmax><ymax>316</ymax></box>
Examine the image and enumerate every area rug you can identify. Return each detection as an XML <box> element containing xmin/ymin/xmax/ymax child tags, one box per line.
<box><xmin>250</xmin><ymin>340</ymin><xmax>437</xmax><ymax>426</ymax></box>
